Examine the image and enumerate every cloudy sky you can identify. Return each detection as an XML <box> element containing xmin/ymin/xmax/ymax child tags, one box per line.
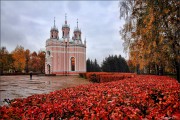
<box><xmin>1</xmin><ymin>1</ymin><xmax>126</xmax><ymax>64</ymax></box>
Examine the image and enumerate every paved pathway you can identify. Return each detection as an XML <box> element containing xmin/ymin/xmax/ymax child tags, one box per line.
<box><xmin>0</xmin><ymin>75</ymin><xmax>91</xmax><ymax>106</ymax></box>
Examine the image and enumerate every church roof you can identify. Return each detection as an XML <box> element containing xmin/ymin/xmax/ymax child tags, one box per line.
<box><xmin>69</xmin><ymin>38</ymin><xmax>74</xmax><ymax>43</ymax></box>
<box><xmin>59</xmin><ymin>38</ymin><xmax>75</xmax><ymax>43</ymax></box>
<box><xmin>62</xmin><ymin>24</ymin><xmax>70</xmax><ymax>28</ymax></box>
<box><xmin>59</xmin><ymin>38</ymin><xmax>64</xmax><ymax>42</ymax></box>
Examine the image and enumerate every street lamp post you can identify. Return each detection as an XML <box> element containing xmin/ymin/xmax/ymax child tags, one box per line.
<box><xmin>65</xmin><ymin>41</ymin><xmax>67</xmax><ymax>76</ymax></box>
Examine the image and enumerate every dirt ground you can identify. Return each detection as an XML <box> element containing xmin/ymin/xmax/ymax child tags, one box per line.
<box><xmin>0</xmin><ymin>75</ymin><xmax>91</xmax><ymax>106</ymax></box>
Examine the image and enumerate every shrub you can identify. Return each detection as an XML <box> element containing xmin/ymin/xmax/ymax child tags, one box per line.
<box><xmin>1</xmin><ymin>75</ymin><xmax>179</xmax><ymax>119</ymax></box>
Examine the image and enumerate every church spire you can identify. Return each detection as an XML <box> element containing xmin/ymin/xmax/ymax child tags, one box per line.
<box><xmin>73</xmin><ymin>18</ymin><xmax>81</xmax><ymax>40</ymax></box>
<box><xmin>65</xmin><ymin>13</ymin><xmax>67</xmax><ymax>24</ymax></box>
<box><xmin>77</xmin><ymin>19</ymin><xmax>78</xmax><ymax>28</ymax></box>
<box><xmin>62</xmin><ymin>13</ymin><xmax>69</xmax><ymax>28</ymax></box>
<box><xmin>50</xmin><ymin>17</ymin><xmax>59</xmax><ymax>39</ymax></box>
<box><xmin>62</xmin><ymin>13</ymin><xmax>70</xmax><ymax>38</ymax></box>
<box><xmin>54</xmin><ymin>17</ymin><xmax>56</xmax><ymax>27</ymax></box>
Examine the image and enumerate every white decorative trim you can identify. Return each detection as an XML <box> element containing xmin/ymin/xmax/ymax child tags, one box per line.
<box><xmin>51</xmin><ymin>51</ymin><xmax>85</xmax><ymax>54</ymax></box>
<box><xmin>52</xmin><ymin>70</ymin><xmax>86</xmax><ymax>72</ymax></box>
<box><xmin>46</xmin><ymin>45</ymin><xmax>86</xmax><ymax>48</ymax></box>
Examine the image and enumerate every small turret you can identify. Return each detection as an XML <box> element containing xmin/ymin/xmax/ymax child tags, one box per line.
<box><xmin>73</xmin><ymin>19</ymin><xmax>81</xmax><ymax>40</ymax></box>
<box><xmin>62</xmin><ymin>13</ymin><xmax>70</xmax><ymax>38</ymax></box>
<box><xmin>50</xmin><ymin>17</ymin><xmax>59</xmax><ymax>39</ymax></box>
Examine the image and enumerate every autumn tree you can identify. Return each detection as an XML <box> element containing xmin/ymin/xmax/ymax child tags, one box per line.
<box><xmin>11</xmin><ymin>45</ymin><xmax>26</xmax><ymax>72</ymax></box>
<box><xmin>127</xmin><ymin>59</ymin><xmax>136</xmax><ymax>73</ymax></box>
<box><xmin>25</xmin><ymin>49</ymin><xmax>30</xmax><ymax>73</ymax></box>
<box><xmin>29</xmin><ymin>51</ymin><xmax>40</xmax><ymax>72</ymax></box>
<box><xmin>1</xmin><ymin>45</ymin><xmax>46</xmax><ymax>74</ymax></box>
<box><xmin>0</xmin><ymin>47</ymin><xmax>14</xmax><ymax>74</ymax></box>
<box><xmin>119</xmin><ymin>0</ymin><xmax>180</xmax><ymax>82</ymax></box>
<box><xmin>38</xmin><ymin>51</ymin><xmax>45</xmax><ymax>73</ymax></box>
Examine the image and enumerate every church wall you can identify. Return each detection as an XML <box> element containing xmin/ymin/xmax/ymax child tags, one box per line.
<box><xmin>46</xmin><ymin>47</ymin><xmax>86</xmax><ymax>75</ymax></box>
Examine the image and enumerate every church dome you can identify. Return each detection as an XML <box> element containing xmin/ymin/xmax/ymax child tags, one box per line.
<box><xmin>62</xmin><ymin>24</ymin><xmax>70</xmax><ymax>28</ymax></box>
<box><xmin>74</xmin><ymin>28</ymin><xmax>81</xmax><ymax>32</ymax></box>
<box><xmin>51</xmin><ymin>26</ymin><xmax>58</xmax><ymax>31</ymax></box>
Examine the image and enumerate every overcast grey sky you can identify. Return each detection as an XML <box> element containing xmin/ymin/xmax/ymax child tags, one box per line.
<box><xmin>1</xmin><ymin>1</ymin><xmax>126</xmax><ymax>64</ymax></box>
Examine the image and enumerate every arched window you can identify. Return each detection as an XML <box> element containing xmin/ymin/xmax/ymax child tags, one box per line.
<box><xmin>47</xmin><ymin>64</ymin><xmax>50</xmax><ymax>74</ymax></box>
<box><xmin>47</xmin><ymin>51</ymin><xmax>50</xmax><ymax>56</ymax></box>
<box><xmin>71</xmin><ymin>57</ymin><xmax>75</xmax><ymax>71</ymax></box>
<box><xmin>63</xmin><ymin>31</ymin><xmax>64</xmax><ymax>37</ymax></box>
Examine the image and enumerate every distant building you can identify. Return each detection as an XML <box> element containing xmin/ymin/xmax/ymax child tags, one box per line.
<box><xmin>45</xmin><ymin>15</ymin><xmax>86</xmax><ymax>75</ymax></box>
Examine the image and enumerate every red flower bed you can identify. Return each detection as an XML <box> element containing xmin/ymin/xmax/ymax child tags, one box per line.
<box><xmin>1</xmin><ymin>75</ymin><xmax>180</xmax><ymax>119</ymax></box>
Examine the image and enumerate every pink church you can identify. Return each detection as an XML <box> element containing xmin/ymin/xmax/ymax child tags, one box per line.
<box><xmin>45</xmin><ymin>16</ymin><xmax>86</xmax><ymax>75</ymax></box>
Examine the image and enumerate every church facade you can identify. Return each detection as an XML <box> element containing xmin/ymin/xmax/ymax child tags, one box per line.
<box><xmin>45</xmin><ymin>16</ymin><xmax>86</xmax><ymax>75</ymax></box>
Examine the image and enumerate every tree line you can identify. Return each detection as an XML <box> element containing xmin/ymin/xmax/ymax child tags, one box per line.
<box><xmin>86</xmin><ymin>55</ymin><xmax>130</xmax><ymax>72</ymax></box>
<box><xmin>1</xmin><ymin>45</ymin><xmax>130</xmax><ymax>74</ymax></box>
<box><xmin>119</xmin><ymin>0</ymin><xmax>179</xmax><ymax>82</ymax></box>
<box><xmin>0</xmin><ymin>45</ymin><xmax>45</xmax><ymax>74</ymax></box>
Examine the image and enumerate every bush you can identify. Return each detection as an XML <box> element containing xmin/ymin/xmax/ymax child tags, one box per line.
<box><xmin>79</xmin><ymin>73</ymin><xmax>86</xmax><ymax>78</ymax></box>
<box><xmin>45</xmin><ymin>74</ymin><xmax>56</xmax><ymax>76</ymax></box>
<box><xmin>83</xmin><ymin>72</ymin><xmax>136</xmax><ymax>83</ymax></box>
<box><xmin>1</xmin><ymin>75</ymin><xmax>180</xmax><ymax>119</ymax></box>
